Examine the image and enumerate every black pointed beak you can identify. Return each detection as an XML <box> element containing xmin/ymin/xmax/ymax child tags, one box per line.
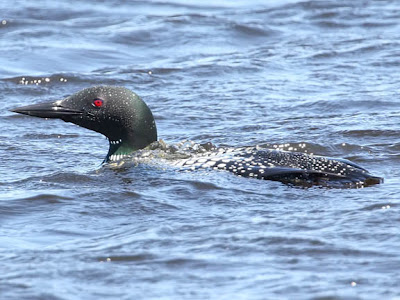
<box><xmin>11</xmin><ymin>101</ymin><xmax>83</xmax><ymax>119</ymax></box>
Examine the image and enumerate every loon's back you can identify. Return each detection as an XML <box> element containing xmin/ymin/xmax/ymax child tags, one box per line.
<box><xmin>176</xmin><ymin>146</ymin><xmax>382</xmax><ymax>188</ymax></box>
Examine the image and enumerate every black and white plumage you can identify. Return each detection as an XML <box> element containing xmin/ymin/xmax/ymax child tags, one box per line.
<box><xmin>12</xmin><ymin>86</ymin><xmax>383</xmax><ymax>188</ymax></box>
<box><xmin>173</xmin><ymin>146</ymin><xmax>382</xmax><ymax>187</ymax></box>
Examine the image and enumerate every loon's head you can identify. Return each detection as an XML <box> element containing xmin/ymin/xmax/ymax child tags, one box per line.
<box><xmin>12</xmin><ymin>86</ymin><xmax>157</xmax><ymax>162</ymax></box>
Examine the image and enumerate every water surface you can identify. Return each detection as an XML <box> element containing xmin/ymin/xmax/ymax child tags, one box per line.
<box><xmin>1</xmin><ymin>0</ymin><xmax>400</xmax><ymax>299</ymax></box>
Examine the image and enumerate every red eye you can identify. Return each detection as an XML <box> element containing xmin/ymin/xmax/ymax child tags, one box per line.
<box><xmin>93</xmin><ymin>99</ymin><xmax>104</xmax><ymax>107</ymax></box>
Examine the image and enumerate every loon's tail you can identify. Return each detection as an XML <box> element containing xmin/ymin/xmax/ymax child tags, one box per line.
<box><xmin>364</xmin><ymin>175</ymin><xmax>384</xmax><ymax>186</ymax></box>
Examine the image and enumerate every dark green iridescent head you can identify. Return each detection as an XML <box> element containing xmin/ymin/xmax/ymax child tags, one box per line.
<box><xmin>12</xmin><ymin>86</ymin><xmax>157</xmax><ymax>162</ymax></box>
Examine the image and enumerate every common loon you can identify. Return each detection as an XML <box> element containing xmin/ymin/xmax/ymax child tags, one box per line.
<box><xmin>12</xmin><ymin>86</ymin><xmax>383</xmax><ymax>188</ymax></box>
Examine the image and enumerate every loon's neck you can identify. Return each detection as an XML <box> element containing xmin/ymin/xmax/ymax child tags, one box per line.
<box><xmin>105</xmin><ymin>133</ymin><xmax>156</xmax><ymax>162</ymax></box>
<box><xmin>105</xmin><ymin>141</ymin><xmax>137</xmax><ymax>161</ymax></box>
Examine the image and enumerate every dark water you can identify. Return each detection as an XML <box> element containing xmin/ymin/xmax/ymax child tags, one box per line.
<box><xmin>1</xmin><ymin>0</ymin><xmax>400</xmax><ymax>299</ymax></box>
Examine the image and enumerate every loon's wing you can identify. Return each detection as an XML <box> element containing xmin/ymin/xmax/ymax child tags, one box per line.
<box><xmin>324</xmin><ymin>157</ymin><xmax>369</xmax><ymax>172</ymax></box>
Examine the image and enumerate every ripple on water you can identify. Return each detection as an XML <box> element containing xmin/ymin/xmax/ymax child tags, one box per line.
<box><xmin>1</xmin><ymin>0</ymin><xmax>400</xmax><ymax>299</ymax></box>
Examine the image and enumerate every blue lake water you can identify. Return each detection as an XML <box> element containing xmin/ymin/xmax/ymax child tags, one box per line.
<box><xmin>1</xmin><ymin>0</ymin><xmax>400</xmax><ymax>299</ymax></box>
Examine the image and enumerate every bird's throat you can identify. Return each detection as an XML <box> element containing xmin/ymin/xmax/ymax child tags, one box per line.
<box><xmin>106</xmin><ymin>139</ymin><xmax>138</xmax><ymax>162</ymax></box>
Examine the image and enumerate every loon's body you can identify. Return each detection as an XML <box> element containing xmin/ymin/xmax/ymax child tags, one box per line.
<box><xmin>12</xmin><ymin>86</ymin><xmax>383</xmax><ymax>188</ymax></box>
<box><xmin>174</xmin><ymin>146</ymin><xmax>381</xmax><ymax>187</ymax></box>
